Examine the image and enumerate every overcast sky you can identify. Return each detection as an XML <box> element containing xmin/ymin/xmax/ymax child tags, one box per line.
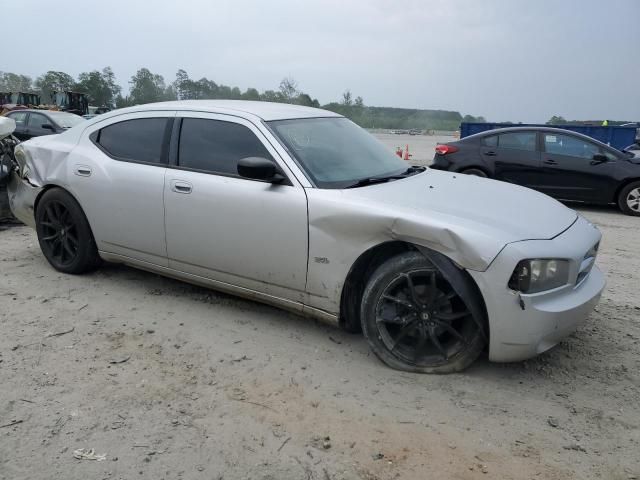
<box><xmin>5</xmin><ymin>0</ymin><xmax>640</xmax><ymax>122</ymax></box>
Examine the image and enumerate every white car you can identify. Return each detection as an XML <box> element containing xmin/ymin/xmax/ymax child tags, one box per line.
<box><xmin>3</xmin><ymin>101</ymin><xmax>605</xmax><ymax>373</ymax></box>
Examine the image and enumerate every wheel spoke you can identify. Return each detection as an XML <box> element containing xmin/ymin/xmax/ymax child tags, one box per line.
<box><xmin>426</xmin><ymin>271</ymin><xmax>438</xmax><ymax>304</ymax></box>
<box><xmin>428</xmin><ymin>329</ymin><xmax>448</xmax><ymax>360</ymax></box>
<box><xmin>439</xmin><ymin>322</ymin><xmax>466</xmax><ymax>343</ymax></box>
<box><xmin>62</xmin><ymin>238</ymin><xmax>75</xmax><ymax>258</ymax></box>
<box><xmin>413</xmin><ymin>327</ymin><xmax>427</xmax><ymax>358</ymax></box>
<box><xmin>390</xmin><ymin>321</ymin><xmax>417</xmax><ymax>350</ymax></box>
<box><xmin>40</xmin><ymin>221</ymin><xmax>56</xmax><ymax>229</ymax></box>
<box><xmin>436</xmin><ymin>310</ymin><xmax>470</xmax><ymax>321</ymax></box>
<box><xmin>45</xmin><ymin>205</ymin><xmax>57</xmax><ymax>223</ymax></box>
<box><xmin>382</xmin><ymin>294</ymin><xmax>416</xmax><ymax>310</ymax></box>
<box><xmin>66</xmin><ymin>231</ymin><xmax>79</xmax><ymax>248</ymax></box>
<box><xmin>42</xmin><ymin>233</ymin><xmax>59</xmax><ymax>242</ymax></box>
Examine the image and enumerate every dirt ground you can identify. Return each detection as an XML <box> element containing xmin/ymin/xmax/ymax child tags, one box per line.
<box><xmin>1</xmin><ymin>205</ymin><xmax>639</xmax><ymax>480</ymax></box>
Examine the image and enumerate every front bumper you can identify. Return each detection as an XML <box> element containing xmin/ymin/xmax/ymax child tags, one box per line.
<box><xmin>468</xmin><ymin>215</ymin><xmax>605</xmax><ymax>362</ymax></box>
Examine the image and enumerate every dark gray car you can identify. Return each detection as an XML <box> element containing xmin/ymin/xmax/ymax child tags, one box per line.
<box><xmin>4</xmin><ymin>109</ymin><xmax>85</xmax><ymax>141</ymax></box>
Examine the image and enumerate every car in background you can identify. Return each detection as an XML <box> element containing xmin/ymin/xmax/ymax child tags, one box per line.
<box><xmin>431</xmin><ymin>126</ymin><xmax>640</xmax><ymax>216</ymax></box>
<box><xmin>3</xmin><ymin>101</ymin><xmax>604</xmax><ymax>373</ymax></box>
<box><xmin>4</xmin><ymin>109</ymin><xmax>85</xmax><ymax>141</ymax></box>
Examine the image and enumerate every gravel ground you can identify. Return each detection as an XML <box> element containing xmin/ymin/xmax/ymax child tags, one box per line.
<box><xmin>0</xmin><ymin>205</ymin><xmax>639</xmax><ymax>480</ymax></box>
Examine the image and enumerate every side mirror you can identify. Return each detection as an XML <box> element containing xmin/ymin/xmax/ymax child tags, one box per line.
<box><xmin>591</xmin><ymin>153</ymin><xmax>608</xmax><ymax>165</ymax></box>
<box><xmin>41</xmin><ymin>124</ymin><xmax>55</xmax><ymax>131</ymax></box>
<box><xmin>237</xmin><ymin>157</ymin><xmax>284</xmax><ymax>183</ymax></box>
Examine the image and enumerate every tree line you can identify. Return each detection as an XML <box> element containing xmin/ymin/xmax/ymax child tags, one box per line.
<box><xmin>0</xmin><ymin>68</ymin><xmax>486</xmax><ymax>130</ymax></box>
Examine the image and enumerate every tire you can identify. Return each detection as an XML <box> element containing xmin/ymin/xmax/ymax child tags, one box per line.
<box><xmin>617</xmin><ymin>181</ymin><xmax>640</xmax><ymax>216</ymax></box>
<box><xmin>35</xmin><ymin>188</ymin><xmax>101</xmax><ymax>274</ymax></box>
<box><xmin>461</xmin><ymin>168</ymin><xmax>488</xmax><ymax>178</ymax></box>
<box><xmin>361</xmin><ymin>251</ymin><xmax>486</xmax><ymax>373</ymax></box>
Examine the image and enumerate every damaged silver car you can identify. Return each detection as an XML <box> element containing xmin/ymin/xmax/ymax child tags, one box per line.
<box><xmin>2</xmin><ymin>101</ymin><xmax>605</xmax><ymax>373</ymax></box>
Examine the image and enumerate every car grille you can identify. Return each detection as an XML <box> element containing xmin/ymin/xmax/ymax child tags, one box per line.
<box><xmin>576</xmin><ymin>242</ymin><xmax>599</xmax><ymax>285</ymax></box>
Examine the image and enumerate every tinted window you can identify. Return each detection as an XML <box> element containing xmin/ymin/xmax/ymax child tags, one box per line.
<box><xmin>8</xmin><ymin>111</ymin><xmax>27</xmax><ymax>126</ymax></box>
<box><xmin>27</xmin><ymin>113</ymin><xmax>49</xmax><ymax>128</ymax></box>
<box><xmin>544</xmin><ymin>133</ymin><xmax>599</xmax><ymax>159</ymax></box>
<box><xmin>497</xmin><ymin>132</ymin><xmax>536</xmax><ymax>151</ymax></box>
<box><xmin>178</xmin><ymin>118</ymin><xmax>272</xmax><ymax>175</ymax></box>
<box><xmin>98</xmin><ymin>118</ymin><xmax>169</xmax><ymax>163</ymax></box>
<box><xmin>482</xmin><ymin>135</ymin><xmax>497</xmax><ymax>147</ymax></box>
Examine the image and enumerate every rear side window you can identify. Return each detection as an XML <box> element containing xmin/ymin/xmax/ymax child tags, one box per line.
<box><xmin>497</xmin><ymin>132</ymin><xmax>537</xmax><ymax>151</ymax></box>
<box><xmin>178</xmin><ymin>118</ymin><xmax>272</xmax><ymax>175</ymax></box>
<box><xmin>97</xmin><ymin>118</ymin><xmax>170</xmax><ymax>164</ymax></box>
<box><xmin>482</xmin><ymin>135</ymin><xmax>497</xmax><ymax>147</ymax></box>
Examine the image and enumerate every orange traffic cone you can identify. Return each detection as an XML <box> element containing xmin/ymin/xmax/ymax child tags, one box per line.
<box><xmin>403</xmin><ymin>144</ymin><xmax>412</xmax><ymax>161</ymax></box>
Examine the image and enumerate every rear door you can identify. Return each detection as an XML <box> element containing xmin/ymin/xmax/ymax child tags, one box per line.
<box><xmin>70</xmin><ymin>113</ymin><xmax>174</xmax><ymax>266</ymax></box>
<box><xmin>480</xmin><ymin>131</ymin><xmax>542</xmax><ymax>187</ymax></box>
<box><xmin>538</xmin><ymin>132</ymin><xmax>617</xmax><ymax>202</ymax></box>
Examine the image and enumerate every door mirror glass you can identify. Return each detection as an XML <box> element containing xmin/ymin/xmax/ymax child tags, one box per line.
<box><xmin>237</xmin><ymin>157</ymin><xmax>283</xmax><ymax>183</ymax></box>
<box><xmin>0</xmin><ymin>157</ymin><xmax>12</xmax><ymax>185</ymax></box>
<box><xmin>41</xmin><ymin>124</ymin><xmax>55</xmax><ymax>131</ymax></box>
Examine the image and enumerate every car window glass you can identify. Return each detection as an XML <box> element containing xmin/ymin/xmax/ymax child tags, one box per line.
<box><xmin>482</xmin><ymin>135</ymin><xmax>497</xmax><ymax>147</ymax></box>
<box><xmin>8</xmin><ymin>112</ymin><xmax>28</xmax><ymax>126</ymax></box>
<box><xmin>178</xmin><ymin>118</ymin><xmax>273</xmax><ymax>175</ymax></box>
<box><xmin>544</xmin><ymin>133</ymin><xmax>599</xmax><ymax>159</ymax></box>
<box><xmin>27</xmin><ymin>113</ymin><xmax>48</xmax><ymax>128</ymax></box>
<box><xmin>497</xmin><ymin>132</ymin><xmax>536</xmax><ymax>151</ymax></box>
<box><xmin>98</xmin><ymin>118</ymin><xmax>169</xmax><ymax>164</ymax></box>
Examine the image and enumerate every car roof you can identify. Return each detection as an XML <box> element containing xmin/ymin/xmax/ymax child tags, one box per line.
<box><xmin>95</xmin><ymin>100</ymin><xmax>342</xmax><ymax>122</ymax></box>
<box><xmin>463</xmin><ymin>126</ymin><xmax>612</xmax><ymax>145</ymax></box>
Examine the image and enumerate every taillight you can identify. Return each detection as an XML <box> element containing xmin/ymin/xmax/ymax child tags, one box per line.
<box><xmin>435</xmin><ymin>144</ymin><xmax>459</xmax><ymax>155</ymax></box>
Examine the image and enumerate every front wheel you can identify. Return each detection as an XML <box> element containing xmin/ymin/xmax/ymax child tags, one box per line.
<box><xmin>361</xmin><ymin>251</ymin><xmax>486</xmax><ymax>373</ymax></box>
<box><xmin>618</xmin><ymin>181</ymin><xmax>640</xmax><ymax>216</ymax></box>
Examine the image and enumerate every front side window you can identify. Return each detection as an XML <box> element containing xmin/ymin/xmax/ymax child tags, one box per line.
<box><xmin>97</xmin><ymin>118</ymin><xmax>170</xmax><ymax>164</ymax></box>
<box><xmin>497</xmin><ymin>132</ymin><xmax>537</xmax><ymax>151</ymax></box>
<box><xmin>178</xmin><ymin>118</ymin><xmax>273</xmax><ymax>175</ymax></box>
<box><xmin>482</xmin><ymin>135</ymin><xmax>498</xmax><ymax>147</ymax></box>
<box><xmin>544</xmin><ymin>133</ymin><xmax>600</xmax><ymax>159</ymax></box>
<box><xmin>27</xmin><ymin>113</ymin><xmax>48</xmax><ymax>128</ymax></box>
<box><xmin>268</xmin><ymin>117</ymin><xmax>408</xmax><ymax>188</ymax></box>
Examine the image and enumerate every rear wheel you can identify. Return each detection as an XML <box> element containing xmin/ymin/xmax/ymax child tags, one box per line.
<box><xmin>35</xmin><ymin>188</ymin><xmax>100</xmax><ymax>273</ymax></box>
<box><xmin>361</xmin><ymin>251</ymin><xmax>486</xmax><ymax>373</ymax></box>
<box><xmin>461</xmin><ymin>168</ymin><xmax>488</xmax><ymax>178</ymax></box>
<box><xmin>618</xmin><ymin>181</ymin><xmax>640</xmax><ymax>216</ymax></box>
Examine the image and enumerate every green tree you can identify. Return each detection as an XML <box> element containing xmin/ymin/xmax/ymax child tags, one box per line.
<box><xmin>75</xmin><ymin>67</ymin><xmax>121</xmax><ymax>107</ymax></box>
<box><xmin>35</xmin><ymin>71</ymin><xmax>75</xmax><ymax>102</ymax></box>
<box><xmin>0</xmin><ymin>72</ymin><xmax>33</xmax><ymax>92</ymax></box>
<box><xmin>243</xmin><ymin>88</ymin><xmax>260</xmax><ymax>101</ymax></box>
<box><xmin>354</xmin><ymin>96</ymin><xmax>364</xmax><ymax>107</ymax></box>
<box><xmin>279</xmin><ymin>77</ymin><xmax>298</xmax><ymax>103</ymax></box>
<box><xmin>341</xmin><ymin>89</ymin><xmax>353</xmax><ymax>106</ymax></box>
<box><xmin>547</xmin><ymin>115</ymin><xmax>567</xmax><ymax>125</ymax></box>
<box><xmin>129</xmin><ymin>68</ymin><xmax>169</xmax><ymax>105</ymax></box>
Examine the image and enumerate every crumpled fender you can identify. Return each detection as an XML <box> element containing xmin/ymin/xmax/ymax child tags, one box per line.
<box><xmin>8</xmin><ymin>138</ymin><xmax>72</xmax><ymax>227</ymax></box>
<box><xmin>304</xmin><ymin>190</ymin><xmax>506</xmax><ymax>315</ymax></box>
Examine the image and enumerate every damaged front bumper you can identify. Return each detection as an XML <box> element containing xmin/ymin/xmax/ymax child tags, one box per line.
<box><xmin>468</xmin><ymin>215</ymin><xmax>605</xmax><ymax>362</ymax></box>
<box><xmin>7</xmin><ymin>170</ymin><xmax>41</xmax><ymax>228</ymax></box>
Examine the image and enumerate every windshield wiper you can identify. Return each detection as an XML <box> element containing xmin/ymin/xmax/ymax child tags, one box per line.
<box><xmin>344</xmin><ymin>165</ymin><xmax>426</xmax><ymax>189</ymax></box>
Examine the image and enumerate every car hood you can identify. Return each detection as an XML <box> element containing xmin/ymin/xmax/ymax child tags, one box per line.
<box><xmin>309</xmin><ymin>169</ymin><xmax>578</xmax><ymax>271</ymax></box>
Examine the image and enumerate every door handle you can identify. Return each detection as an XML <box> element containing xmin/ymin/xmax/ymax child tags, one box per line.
<box><xmin>543</xmin><ymin>159</ymin><xmax>558</xmax><ymax>165</ymax></box>
<box><xmin>74</xmin><ymin>165</ymin><xmax>92</xmax><ymax>176</ymax></box>
<box><xmin>170</xmin><ymin>180</ymin><xmax>193</xmax><ymax>194</ymax></box>
<box><xmin>484</xmin><ymin>151</ymin><xmax>497</xmax><ymax>156</ymax></box>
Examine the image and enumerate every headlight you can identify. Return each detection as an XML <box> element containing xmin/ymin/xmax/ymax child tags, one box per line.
<box><xmin>508</xmin><ymin>259</ymin><xmax>570</xmax><ymax>293</ymax></box>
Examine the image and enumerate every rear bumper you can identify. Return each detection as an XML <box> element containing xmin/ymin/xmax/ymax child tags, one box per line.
<box><xmin>468</xmin><ymin>215</ymin><xmax>605</xmax><ymax>362</ymax></box>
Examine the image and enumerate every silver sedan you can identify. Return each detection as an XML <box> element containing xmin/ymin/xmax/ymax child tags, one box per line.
<box><xmin>2</xmin><ymin>101</ymin><xmax>605</xmax><ymax>373</ymax></box>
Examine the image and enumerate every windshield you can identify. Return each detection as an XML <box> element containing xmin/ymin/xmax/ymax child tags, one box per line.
<box><xmin>47</xmin><ymin>111</ymin><xmax>85</xmax><ymax>129</ymax></box>
<box><xmin>268</xmin><ymin>117</ymin><xmax>410</xmax><ymax>188</ymax></box>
